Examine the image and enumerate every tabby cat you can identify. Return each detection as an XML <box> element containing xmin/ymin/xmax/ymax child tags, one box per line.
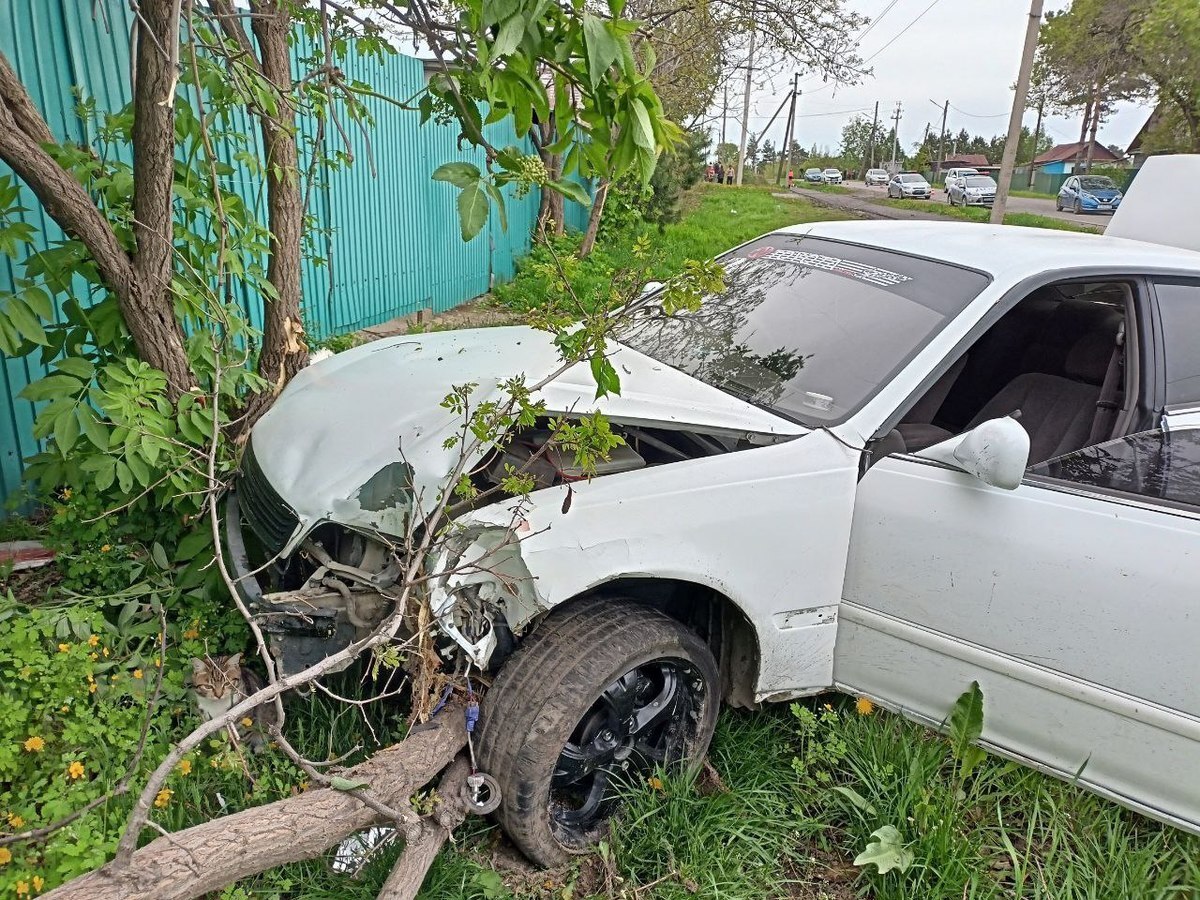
<box><xmin>190</xmin><ymin>653</ymin><xmax>278</xmax><ymax>752</ymax></box>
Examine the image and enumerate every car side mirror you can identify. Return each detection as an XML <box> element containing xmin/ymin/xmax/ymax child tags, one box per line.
<box><xmin>917</xmin><ymin>416</ymin><xmax>1030</xmax><ymax>490</ymax></box>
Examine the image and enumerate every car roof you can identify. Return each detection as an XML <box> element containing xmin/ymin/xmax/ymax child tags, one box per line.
<box><xmin>774</xmin><ymin>219</ymin><xmax>1200</xmax><ymax>280</ymax></box>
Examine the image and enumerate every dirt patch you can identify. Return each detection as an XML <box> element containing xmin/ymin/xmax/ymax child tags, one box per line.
<box><xmin>778</xmin><ymin>845</ymin><xmax>862</xmax><ymax>900</ymax></box>
<box><xmin>356</xmin><ymin>297</ymin><xmax>524</xmax><ymax>342</ymax></box>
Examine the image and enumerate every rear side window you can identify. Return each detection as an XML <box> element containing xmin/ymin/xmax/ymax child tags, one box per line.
<box><xmin>1155</xmin><ymin>281</ymin><xmax>1200</xmax><ymax>405</ymax></box>
<box><xmin>1029</xmin><ymin>428</ymin><xmax>1200</xmax><ymax>509</ymax></box>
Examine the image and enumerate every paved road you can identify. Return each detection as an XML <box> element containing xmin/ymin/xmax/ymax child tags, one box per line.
<box><xmin>789</xmin><ymin>182</ymin><xmax>1108</xmax><ymax>233</ymax></box>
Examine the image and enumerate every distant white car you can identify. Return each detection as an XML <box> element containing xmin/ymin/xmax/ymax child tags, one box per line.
<box><xmin>942</xmin><ymin>166</ymin><xmax>980</xmax><ymax>186</ymax></box>
<box><xmin>887</xmin><ymin>172</ymin><xmax>932</xmax><ymax>199</ymax></box>
<box><xmin>822</xmin><ymin>168</ymin><xmax>843</xmax><ymax>184</ymax></box>
<box><xmin>865</xmin><ymin>167</ymin><xmax>890</xmax><ymax>186</ymax></box>
<box><xmin>231</xmin><ymin>175</ymin><xmax>1200</xmax><ymax>865</ymax></box>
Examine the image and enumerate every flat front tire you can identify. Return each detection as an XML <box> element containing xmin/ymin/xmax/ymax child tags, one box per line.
<box><xmin>476</xmin><ymin>600</ymin><xmax>720</xmax><ymax>867</ymax></box>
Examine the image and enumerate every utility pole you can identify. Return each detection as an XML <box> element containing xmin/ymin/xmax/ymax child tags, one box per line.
<box><xmin>867</xmin><ymin>100</ymin><xmax>879</xmax><ymax>170</ymax></box>
<box><xmin>777</xmin><ymin>75</ymin><xmax>799</xmax><ymax>185</ymax></box>
<box><xmin>720</xmin><ymin>85</ymin><xmax>728</xmax><ymax>146</ymax></box>
<box><xmin>1027</xmin><ymin>96</ymin><xmax>1044</xmax><ymax>188</ymax></box>
<box><xmin>991</xmin><ymin>0</ymin><xmax>1044</xmax><ymax>224</ymax></box>
<box><xmin>735</xmin><ymin>16</ymin><xmax>756</xmax><ymax>186</ymax></box>
<box><xmin>889</xmin><ymin>101</ymin><xmax>902</xmax><ymax>170</ymax></box>
<box><xmin>935</xmin><ymin>99</ymin><xmax>949</xmax><ymax>183</ymax></box>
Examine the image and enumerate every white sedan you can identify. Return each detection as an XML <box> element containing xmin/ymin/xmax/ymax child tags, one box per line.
<box><xmin>230</xmin><ymin>162</ymin><xmax>1200</xmax><ymax>865</ymax></box>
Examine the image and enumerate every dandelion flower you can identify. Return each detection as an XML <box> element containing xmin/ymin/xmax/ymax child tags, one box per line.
<box><xmin>240</xmin><ymin>717</ymin><xmax>253</xmax><ymax>728</ymax></box>
<box><xmin>647</xmin><ymin>775</ymin><xmax>665</xmax><ymax>792</ymax></box>
<box><xmin>87</xmin><ymin>634</ymin><xmax>99</xmax><ymax>647</ymax></box>
<box><xmin>177</xmin><ymin>759</ymin><xmax>192</xmax><ymax>776</ymax></box>
<box><xmin>133</xmin><ymin>669</ymin><xmax>143</xmax><ymax>679</ymax></box>
<box><xmin>15</xmin><ymin>879</ymin><xmax>28</xmax><ymax>896</ymax></box>
<box><xmin>154</xmin><ymin>789</ymin><xmax>173</xmax><ymax>808</ymax></box>
<box><xmin>102</xmin><ymin>647</ymin><xmax>109</xmax><ymax>657</ymax></box>
<box><xmin>0</xmin><ymin>847</ymin><xmax>11</xmax><ymax>865</ymax></box>
<box><xmin>183</xmin><ymin>628</ymin><xmax>199</xmax><ymax>640</ymax></box>
<box><xmin>855</xmin><ymin>697</ymin><xmax>875</xmax><ymax>716</ymax></box>
<box><xmin>89</xmin><ymin>653</ymin><xmax>99</xmax><ymax>662</ymax></box>
<box><xmin>823</xmin><ymin>703</ymin><xmax>834</xmax><ymax>711</ymax></box>
<box><xmin>57</xmin><ymin>643</ymin><xmax>70</xmax><ymax>653</ymax></box>
<box><xmin>32</xmin><ymin>875</ymin><xmax>44</xmax><ymax>891</ymax></box>
<box><xmin>8</xmin><ymin>813</ymin><xmax>24</xmax><ymax>828</ymax></box>
<box><xmin>100</xmin><ymin>544</ymin><xmax>111</xmax><ymax>553</ymax></box>
<box><xmin>22</xmin><ymin>736</ymin><xmax>44</xmax><ymax>753</ymax></box>
<box><xmin>89</xmin><ymin>683</ymin><xmax>97</xmax><ymax>694</ymax></box>
<box><xmin>67</xmin><ymin>761</ymin><xmax>85</xmax><ymax>780</ymax></box>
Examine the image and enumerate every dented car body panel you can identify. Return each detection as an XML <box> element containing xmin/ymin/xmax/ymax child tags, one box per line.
<box><xmin>233</xmin><ymin>209</ymin><xmax>1200</xmax><ymax>836</ymax></box>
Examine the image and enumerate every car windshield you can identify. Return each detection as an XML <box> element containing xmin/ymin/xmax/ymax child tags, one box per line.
<box><xmin>806</xmin><ymin>168</ymin><xmax>821</xmax><ymax>174</ymax></box>
<box><xmin>617</xmin><ymin>235</ymin><xmax>990</xmax><ymax>425</ymax></box>
<box><xmin>900</xmin><ymin>174</ymin><xmax>924</xmax><ymax>183</ymax></box>
<box><xmin>1080</xmin><ymin>176</ymin><xmax>1117</xmax><ymax>190</ymax></box>
<box><xmin>869</xmin><ymin>169</ymin><xmax>886</xmax><ymax>175</ymax></box>
<box><xmin>963</xmin><ymin>176</ymin><xmax>995</xmax><ymax>188</ymax></box>
<box><xmin>824</xmin><ymin>169</ymin><xmax>839</xmax><ymax>174</ymax></box>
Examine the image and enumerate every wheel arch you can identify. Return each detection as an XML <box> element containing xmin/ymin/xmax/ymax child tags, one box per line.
<box><xmin>549</xmin><ymin>575</ymin><xmax>763</xmax><ymax>709</ymax></box>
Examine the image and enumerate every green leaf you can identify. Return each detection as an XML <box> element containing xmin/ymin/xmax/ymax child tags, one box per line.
<box><xmin>948</xmin><ymin>681</ymin><xmax>985</xmax><ymax>778</ymax></box>
<box><xmin>52</xmin><ymin>405</ymin><xmax>80</xmax><ymax>455</ymax></box>
<box><xmin>54</xmin><ymin>357</ymin><xmax>96</xmax><ymax>380</ymax></box>
<box><xmin>629</xmin><ymin>97</ymin><xmax>656</xmax><ymax>151</ymax></box>
<box><xmin>20</xmin><ymin>374</ymin><xmax>82</xmax><ymax>403</ymax></box>
<box><xmin>853</xmin><ymin>825</ymin><xmax>914</xmax><ymax>875</ymax></box>
<box><xmin>432</xmin><ymin>161</ymin><xmax>483</xmax><ymax>189</ymax></box>
<box><xmin>6</xmin><ymin>297</ymin><xmax>48</xmax><ymax>345</ymax></box>
<box><xmin>456</xmin><ymin>182</ymin><xmax>490</xmax><ymax>242</ymax></box>
<box><xmin>176</xmin><ymin>528</ymin><xmax>212</xmax><ymax>562</ymax></box>
<box><xmin>484</xmin><ymin>183</ymin><xmax>508</xmax><ymax>231</ymax></box>
<box><xmin>491</xmin><ymin>14</ymin><xmax>525</xmax><ymax>58</ymax></box>
<box><xmin>330</xmin><ymin>776</ymin><xmax>370</xmax><ymax>792</ymax></box>
<box><xmin>582</xmin><ymin>13</ymin><xmax>621</xmax><ymax>87</ymax></box>
<box><xmin>93</xmin><ymin>456</ymin><xmax>116</xmax><ymax>492</ymax></box>
<box><xmin>549</xmin><ymin>179</ymin><xmax>591</xmax><ymax>207</ymax></box>
<box><xmin>830</xmin><ymin>785</ymin><xmax>877</xmax><ymax>817</ymax></box>
<box><xmin>151</xmin><ymin>542</ymin><xmax>169</xmax><ymax>570</ymax></box>
<box><xmin>589</xmin><ymin>353</ymin><xmax>621</xmax><ymax>399</ymax></box>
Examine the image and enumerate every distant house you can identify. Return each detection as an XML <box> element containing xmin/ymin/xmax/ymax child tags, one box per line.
<box><xmin>940</xmin><ymin>153</ymin><xmax>990</xmax><ymax>169</ymax></box>
<box><xmin>1127</xmin><ymin>104</ymin><xmax>1171</xmax><ymax>168</ymax></box>
<box><xmin>1032</xmin><ymin>142</ymin><xmax>1121</xmax><ymax>175</ymax></box>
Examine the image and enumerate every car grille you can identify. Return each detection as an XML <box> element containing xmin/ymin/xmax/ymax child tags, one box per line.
<box><xmin>238</xmin><ymin>441</ymin><xmax>300</xmax><ymax>557</ymax></box>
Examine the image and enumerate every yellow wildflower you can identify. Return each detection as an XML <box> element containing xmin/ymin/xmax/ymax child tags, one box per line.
<box><xmin>62</xmin><ymin>487</ymin><xmax>72</xmax><ymax>500</ymax></box>
<box><xmin>647</xmin><ymin>775</ymin><xmax>665</xmax><ymax>792</ymax></box>
<box><xmin>133</xmin><ymin>669</ymin><xmax>143</xmax><ymax>679</ymax></box>
<box><xmin>57</xmin><ymin>643</ymin><xmax>70</xmax><ymax>653</ymax></box>
<box><xmin>32</xmin><ymin>875</ymin><xmax>44</xmax><ymax>891</ymax></box>
<box><xmin>100</xmin><ymin>544</ymin><xmax>111</xmax><ymax>553</ymax></box>
<box><xmin>102</xmin><ymin>647</ymin><xmax>109</xmax><ymax>657</ymax></box>
<box><xmin>298</xmin><ymin>780</ymin><xmax>310</xmax><ymax>792</ymax></box>
<box><xmin>60</xmin><ymin>705</ymin><xmax>69</xmax><ymax>713</ymax></box>
<box><xmin>88</xmin><ymin>682</ymin><xmax>97</xmax><ymax>693</ymax></box>
<box><xmin>154</xmin><ymin>656</ymin><xmax>162</xmax><ymax>667</ymax></box>
<box><xmin>110</xmin><ymin>674</ymin><xmax>119</xmax><ymax>683</ymax></box>
<box><xmin>22</xmin><ymin>736</ymin><xmax>44</xmax><ymax>753</ymax></box>
<box><xmin>67</xmin><ymin>761</ymin><xmax>85</xmax><ymax>780</ymax></box>
<box><xmin>177</xmin><ymin>759</ymin><xmax>192</xmax><ymax>776</ymax></box>
<box><xmin>183</xmin><ymin>628</ymin><xmax>199</xmax><ymax>640</ymax></box>
<box><xmin>0</xmin><ymin>847</ymin><xmax>11</xmax><ymax>865</ymax></box>
<box><xmin>154</xmin><ymin>789</ymin><xmax>173</xmax><ymax>808</ymax></box>
<box><xmin>855</xmin><ymin>697</ymin><xmax>875</xmax><ymax>716</ymax></box>
<box><xmin>87</xmin><ymin>635</ymin><xmax>99</xmax><ymax>647</ymax></box>
<box><xmin>823</xmin><ymin>703</ymin><xmax>834</xmax><ymax>711</ymax></box>
<box><xmin>89</xmin><ymin>653</ymin><xmax>99</xmax><ymax>662</ymax></box>
<box><xmin>15</xmin><ymin>879</ymin><xmax>28</xmax><ymax>896</ymax></box>
<box><xmin>240</xmin><ymin>717</ymin><xmax>253</xmax><ymax>728</ymax></box>
<box><xmin>8</xmin><ymin>813</ymin><xmax>24</xmax><ymax>828</ymax></box>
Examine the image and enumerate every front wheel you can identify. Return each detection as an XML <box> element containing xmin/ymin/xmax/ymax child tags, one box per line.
<box><xmin>476</xmin><ymin>600</ymin><xmax>720</xmax><ymax>866</ymax></box>
<box><xmin>1073</xmin><ymin>198</ymin><xmax>1082</xmax><ymax>215</ymax></box>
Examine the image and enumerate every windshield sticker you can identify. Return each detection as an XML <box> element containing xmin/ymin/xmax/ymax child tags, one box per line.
<box><xmin>741</xmin><ymin>245</ymin><xmax>913</xmax><ymax>288</ymax></box>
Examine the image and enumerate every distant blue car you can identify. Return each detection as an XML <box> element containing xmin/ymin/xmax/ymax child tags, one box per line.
<box><xmin>1057</xmin><ymin>175</ymin><xmax>1123</xmax><ymax>215</ymax></box>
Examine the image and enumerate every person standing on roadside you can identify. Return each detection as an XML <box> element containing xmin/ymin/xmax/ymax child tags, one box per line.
<box><xmin>787</xmin><ymin>168</ymin><xmax>794</xmax><ymax>188</ymax></box>
<box><xmin>714</xmin><ymin>161</ymin><xmax>724</xmax><ymax>185</ymax></box>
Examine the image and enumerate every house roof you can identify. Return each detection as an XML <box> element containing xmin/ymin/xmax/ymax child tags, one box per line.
<box><xmin>941</xmin><ymin>153</ymin><xmax>990</xmax><ymax>167</ymax></box>
<box><xmin>1033</xmin><ymin>142</ymin><xmax>1121</xmax><ymax>166</ymax></box>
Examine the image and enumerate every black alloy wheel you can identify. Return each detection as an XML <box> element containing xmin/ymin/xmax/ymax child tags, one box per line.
<box><xmin>476</xmin><ymin>600</ymin><xmax>720</xmax><ymax>866</ymax></box>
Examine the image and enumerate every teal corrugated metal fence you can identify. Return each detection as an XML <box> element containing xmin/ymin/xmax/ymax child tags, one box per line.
<box><xmin>0</xmin><ymin>0</ymin><xmax>589</xmax><ymax>500</ymax></box>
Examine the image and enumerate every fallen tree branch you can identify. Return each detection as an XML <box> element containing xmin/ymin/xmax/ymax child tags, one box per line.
<box><xmin>377</xmin><ymin>756</ymin><xmax>472</xmax><ymax>900</ymax></box>
<box><xmin>42</xmin><ymin>701</ymin><xmax>468</xmax><ymax>900</ymax></box>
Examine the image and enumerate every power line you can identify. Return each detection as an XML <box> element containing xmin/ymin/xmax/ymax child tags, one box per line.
<box><xmin>856</xmin><ymin>0</ymin><xmax>903</xmax><ymax>44</ymax></box>
<box><xmin>860</xmin><ymin>0</ymin><xmax>947</xmax><ymax>66</ymax></box>
<box><xmin>949</xmin><ymin>103</ymin><xmax>1009</xmax><ymax>119</ymax></box>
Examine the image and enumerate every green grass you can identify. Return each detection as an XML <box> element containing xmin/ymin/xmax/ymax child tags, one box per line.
<box><xmin>1010</xmin><ymin>189</ymin><xmax>1057</xmax><ymax>200</ymax></box>
<box><xmin>489</xmin><ymin>184</ymin><xmax>849</xmax><ymax>314</ymax></box>
<box><xmin>794</xmin><ymin>181</ymin><xmax>853</xmax><ymax>195</ymax></box>
<box><xmin>883</xmin><ymin>197</ymin><xmax>1099</xmax><ymax>232</ymax></box>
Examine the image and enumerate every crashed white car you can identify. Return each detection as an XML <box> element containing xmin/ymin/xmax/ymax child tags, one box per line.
<box><xmin>228</xmin><ymin>162</ymin><xmax>1200</xmax><ymax>865</ymax></box>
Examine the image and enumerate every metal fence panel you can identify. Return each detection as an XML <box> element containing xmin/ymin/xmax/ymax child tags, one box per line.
<box><xmin>0</xmin><ymin>0</ymin><xmax>587</xmax><ymax>502</ymax></box>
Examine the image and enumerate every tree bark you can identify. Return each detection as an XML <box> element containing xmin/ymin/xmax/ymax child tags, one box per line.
<box><xmin>0</xmin><ymin>50</ymin><xmax>194</xmax><ymax>395</ymax></box>
<box><xmin>43</xmin><ymin>707</ymin><xmax>467</xmax><ymax>900</ymax></box>
<box><xmin>247</xmin><ymin>0</ymin><xmax>308</xmax><ymax>418</ymax></box>
<box><xmin>576</xmin><ymin>177</ymin><xmax>610</xmax><ymax>258</ymax></box>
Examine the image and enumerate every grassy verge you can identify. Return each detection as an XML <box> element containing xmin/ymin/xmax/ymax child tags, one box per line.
<box><xmin>796</xmin><ymin>182</ymin><xmax>853</xmax><ymax>195</ymax></box>
<box><xmin>490</xmin><ymin>184</ymin><xmax>849</xmax><ymax>313</ymax></box>
<box><xmin>1010</xmin><ymin>189</ymin><xmax>1057</xmax><ymax>200</ymax></box>
<box><xmin>883</xmin><ymin>198</ymin><xmax>1099</xmax><ymax>232</ymax></box>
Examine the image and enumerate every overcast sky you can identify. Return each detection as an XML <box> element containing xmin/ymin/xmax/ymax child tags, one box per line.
<box><xmin>717</xmin><ymin>0</ymin><xmax>1151</xmax><ymax>158</ymax></box>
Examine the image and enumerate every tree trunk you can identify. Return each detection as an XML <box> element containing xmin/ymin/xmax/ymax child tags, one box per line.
<box><xmin>1085</xmin><ymin>101</ymin><xmax>1100</xmax><ymax>173</ymax></box>
<box><xmin>0</xmin><ymin>49</ymin><xmax>194</xmax><ymax>396</ymax></box>
<box><xmin>246</xmin><ymin>0</ymin><xmax>308</xmax><ymax>422</ymax></box>
<box><xmin>43</xmin><ymin>708</ymin><xmax>467</xmax><ymax>900</ymax></box>
<box><xmin>576</xmin><ymin>178</ymin><xmax>610</xmax><ymax>258</ymax></box>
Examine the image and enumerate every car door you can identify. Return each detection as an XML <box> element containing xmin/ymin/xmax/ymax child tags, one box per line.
<box><xmin>888</xmin><ymin>175</ymin><xmax>898</xmax><ymax>197</ymax></box>
<box><xmin>1062</xmin><ymin>176</ymin><xmax>1079</xmax><ymax>205</ymax></box>
<box><xmin>836</xmin><ymin>422</ymin><xmax>1200</xmax><ymax>831</ymax></box>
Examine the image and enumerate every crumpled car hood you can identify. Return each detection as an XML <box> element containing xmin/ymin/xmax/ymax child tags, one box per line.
<box><xmin>249</xmin><ymin>325</ymin><xmax>804</xmax><ymax>548</ymax></box>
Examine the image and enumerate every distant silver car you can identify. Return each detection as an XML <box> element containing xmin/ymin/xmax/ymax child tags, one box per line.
<box><xmin>803</xmin><ymin>167</ymin><xmax>824</xmax><ymax>183</ymax></box>
<box><xmin>865</xmin><ymin>168</ymin><xmax>889</xmax><ymax>186</ymax></box>
<box><xmin>948</xmin><ymin>174</ymin><xmax>997</xmax><ymax>207</ymax></box>
<box><xmin>888</xmin><ymin>172</ymin><xmax>932</xmax><ymax>199</ymax></box>
<box><xmin>822</xmin><ymin>168</ymin><xmax>843</xmax><ymax>184</ymax></box>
